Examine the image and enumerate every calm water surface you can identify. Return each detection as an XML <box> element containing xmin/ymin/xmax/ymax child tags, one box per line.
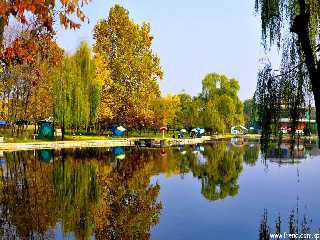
<box><xmin>0</xmin><ymin>140</ymin><xmax>320</xmax><ymax>239</ymax></box>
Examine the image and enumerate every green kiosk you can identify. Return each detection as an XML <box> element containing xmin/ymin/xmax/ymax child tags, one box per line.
<box><xmin>38</xmin><ymin>118</ymin><xmax>54</xmax><ymax>139</ymax></box>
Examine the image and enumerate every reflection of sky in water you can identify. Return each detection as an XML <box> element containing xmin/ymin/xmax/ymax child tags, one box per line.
<box><xmin>54</xmin><ymin>223</ymin><xmax>96</xmax><ymax>240</ymax></box>
<box><xmin>196</xmin><ymin>153</ymin><xmax>208</xmax><ymax>165</ymax></box>
<box><xmin>151</xmin><ymin>146</ymin><xmax>320</xmax><ymax>240</ymax></box>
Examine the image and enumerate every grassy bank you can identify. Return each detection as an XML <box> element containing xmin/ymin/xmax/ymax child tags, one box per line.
<box><xmin>6</xmin><ymin>127</ymin><xmax>318</xmax><ymax>144</ymax></box>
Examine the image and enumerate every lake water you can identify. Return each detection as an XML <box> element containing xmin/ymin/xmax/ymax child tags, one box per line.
<box><xmin>1</xmin><ymin>139</ymin><xmax>320</xmax><ymax>239</ymax></box>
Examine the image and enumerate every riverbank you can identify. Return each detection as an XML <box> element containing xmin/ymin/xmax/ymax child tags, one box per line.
<box><xmin>2</xmin><ymin>134</ymin><xmax>318</xmax><ymax>152</ymax></box>
<box><xmin>0</xmin><ymin>135</ymin><xmax>264</xmax><ymax>151</ymax></box>
<box><xmin>0</xmin><ymin>136</ymin><xmax>213</xmax><ymax>151</ymax></box>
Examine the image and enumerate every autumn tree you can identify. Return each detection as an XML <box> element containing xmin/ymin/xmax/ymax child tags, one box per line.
<box><xmin>0</xmin><ymin>0</ymin><xmax>90</xmax><ymax>50</ymax></box>
<box><xmin>93</xmin><ymin>4</ymin><xmax>163</xmax><ymax>130</ymax></box>
<box><xmin>152</xmin><ymin>94</ymin><xmax>181</xmax><ymax>131</ymax></box>
<box><xmin>0</xmin><ymin>0</ymin><xmax>91</xmax><ymax>133</ymax></box>
<box><xmin>0</xmin><ymin>25</ymin><xmax>63</xmax><ymax>135</ymax></box>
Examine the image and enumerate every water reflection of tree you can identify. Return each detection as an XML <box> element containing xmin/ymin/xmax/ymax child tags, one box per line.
<box><xmin>0</xmin><ymin>148</ymin><xmax>162</xmax><ymax>240</ymax></box>
<box><xmin>53</xmin><ymin>149</ymin><xmax>99</xmax><ymax>239</ymax></box>
<box><xmin>152</xmin><ymin>142</ymin><xmax>258</xmax><ymax>201</ymax></box>
<box><xmin>0</xmin><ymin>143</ymin><xmax>260</xmax><ymax>239</ymax></box>
<box><xmin>95</xmin><ymin>149</ymin><xmax>162</xmax><ymax>240</ymax></box>
<box><xmin>243</xmin><ymin>144</ymin><xmax>260</xmax><ymax>166</ymax></box>
<box><xmin>151</xmin><ymin>142</ymin><xmax>258</xmax><ymax>201</ymax></box>
<box><xmin>0</xmin><ymin>151</ymin><xmax>57</xmax><ymax>239</ymax></box>
<box><xmin>191</xmin><ymin>143</ymin><xmax>244</xmax><ymax>201</ymax></box>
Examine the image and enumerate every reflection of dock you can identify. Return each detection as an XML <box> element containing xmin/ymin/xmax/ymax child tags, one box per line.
<box><xmin>230</xmin><ymin>138</ymin><xmax>246</xmax><ymax>147</ymax></box>
<box><xmin>0</xmin><ymin>139</ymin><xmax>134</xmax><ymax>152</ymax></box>
<box><xmin>0</xmin><ymin>136</ymin><xmax>211</xmax><ymax>152</ymax></box>
<box><xmin>269</xmin><ymin>158</ymin><xmax>303</xmax><ymax>164</ymax></box>
<box><xmin>151</xmin><ymin>137</ymin><xmax>211</xmax><ymax>148</ymax></box>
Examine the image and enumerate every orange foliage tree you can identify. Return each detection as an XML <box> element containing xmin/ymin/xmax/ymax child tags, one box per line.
<box><xmin>0</xmin><ymin>0</ymin><xmax>90</xmax><ymax>65</ymax></box>
<box><xmin>0</xmin><ymin>0</ymin><xmax>90</xmax><ymax>38</ymax></box>
<box><xmin>0</xmin><ymin>25</ymin><xmax>63</xmax><ymax>134</ymax></box>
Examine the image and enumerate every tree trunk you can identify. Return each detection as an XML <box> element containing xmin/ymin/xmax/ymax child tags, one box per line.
<box><xmin>34</xmin><ymin>121</ymin><xmax>37</xmax><ymax>134</ymax></box>
<box><xmin>291</xmin><ymin>0</ymin><xmax>320</xmax><ymax>147</ymax></box>
<box><xmin>0</xmin><ymin>17</ymin><xmax>5</xmax><ymax>50</ymax></box>
<box><xmin>312</xmin><ymin>86</ymin><xmax>320</xmax><ymax>147</ymax></box>
<box><xmin>62</xmin><ymin>115</ymin><xmax>65</xmax><ymax>141</ymax></box>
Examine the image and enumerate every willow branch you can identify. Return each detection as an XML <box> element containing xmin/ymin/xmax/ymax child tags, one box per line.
<box><xmin>274</xmin><ymin>61</ymin><xmax>306</xmax><ymax>78</ymax></box>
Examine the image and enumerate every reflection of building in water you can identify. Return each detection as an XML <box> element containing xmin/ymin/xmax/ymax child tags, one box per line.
<box><xmin>268</xmin><ymin>143</ymin><xmax>309</xmax><ymax>164</ymax></box>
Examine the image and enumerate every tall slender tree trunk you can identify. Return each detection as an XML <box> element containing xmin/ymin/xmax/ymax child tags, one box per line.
<box><xmin>34</xmin><ymin>121</ymin><xmax>37</xmax><ymax>134</ymax></box>
<box><xmin>0</xmin><ymin>17</ymin><xmax>5</xmax><ymax>50</ymax></box>
<box><xmin>62</xmin><ymin>115</ymin><xmax>65</xmax><ymax>141</ymax></box>
<box><xmin>292</xmin><ymin>0</ymin><xmax>320</xmax><ymax>146</ymax></box>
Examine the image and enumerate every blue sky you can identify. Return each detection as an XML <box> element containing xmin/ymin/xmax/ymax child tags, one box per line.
<box><xmin>56</xmin><ymin>0</ymin><xmax>278</xmax><ymax>100</ymax></box>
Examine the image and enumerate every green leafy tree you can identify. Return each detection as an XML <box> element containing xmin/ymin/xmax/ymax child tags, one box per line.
<box><xmin>243</xmin><ymin>98</ymin><xmax>259</xmax><ymax>128</ymax></box>
<box><xmin>199</xmin><ymin>73</ymin><xmax>244</xmax><ymax>133</ymax></box>
<box><xmin>73</xmin><ymin>41</ymin><xmax>100</xmax><ymax>132</ymax></box>
<box><xmin>53</xmin><ymin>41</ymin><xmax>100</xmax><ymax>138</ymax></box>
<box><xmin>53</xmin><ymin>55</ymin><xmax>75</xmax><ymax>139</ymax></box>
<box><xmin>176</xmin><ymin>93</ymin><xmax>194</xmax><ymax>129</ymax></box>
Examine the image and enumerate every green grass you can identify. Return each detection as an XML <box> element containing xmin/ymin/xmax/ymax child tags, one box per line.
<box><xmin>2</xmin><ymin>126</ymin><xmax>296</xmax><ymax>143</ymax></box>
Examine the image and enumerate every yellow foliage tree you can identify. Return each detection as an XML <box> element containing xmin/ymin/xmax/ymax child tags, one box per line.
<box><xmin>94</xmin><ymin>4</ymin><xmax>163</xmax><ymax>130</ymax></box>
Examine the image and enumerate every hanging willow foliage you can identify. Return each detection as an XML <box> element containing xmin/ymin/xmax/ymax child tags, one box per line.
<box><xmin>255</xmin><ymin>0</ymin><xmax>320</xmax><ymax>148</ymax></box>
<box><xmin>255</xmin><ymin>0</ymin><xmax>320</xmax><ymax>50</ymax></box>
<box><xmin>254</xmin><ymin>57</ymin><xmax>312</xmax><ymax>149</ymax></box>
<box><xmin>255</xmin><ymin>63</ymin><xmax>282</xmax><ymax>143</ymax></box>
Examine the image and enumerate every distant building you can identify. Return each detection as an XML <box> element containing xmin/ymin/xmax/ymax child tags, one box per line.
<box><xmin>278</xmin><ymin>102</ymin><xmax>317</xmax><ymax>135</ymax></box>
<box><xmin>279</xmin><ymin>118</ymin><xmax>316</xmax><ymax>133</ymax></box>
